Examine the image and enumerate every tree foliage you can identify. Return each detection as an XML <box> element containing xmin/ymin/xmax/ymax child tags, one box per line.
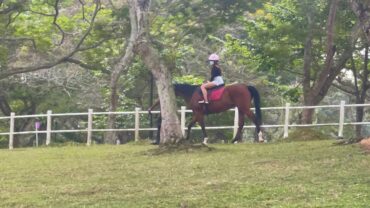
<box><xmin>1</xmin><ymin>0</ymin><xmax>369</xmax><ymax>145</ymax></box>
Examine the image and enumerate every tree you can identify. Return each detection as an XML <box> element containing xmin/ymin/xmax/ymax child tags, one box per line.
<box><xmin>346</xmin><ymin>0</ymin><xmax>370</xmax><ymax>139</ymax></box>
<box><xmin>235</xmin><ymin>0</ymin><xmax>360</xmax><ymax>124</ymax></box>
<box><xmin>104</xmin><ymin>3</ymin><xmax>136</xmax><ymax>144</ymax></box>
<box><xmin>0</xmin><ymin>0</ymin><xmax>131</xmax><ymax>144</ymax></box>
<box><xmin>301</xmin><ymin>0</ymin><xmax>340</xmax><ymax>123</ymax></box>
<box><xmin>129</xmin><ymin>0</ymin><xmax>183</xmax><ymax>144</ymax></box>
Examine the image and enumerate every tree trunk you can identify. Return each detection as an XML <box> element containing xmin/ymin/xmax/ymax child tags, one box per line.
<box><xmin>128</xmin><ymin>0</ymin><xmax>183</xmax><ymax>144</ymax></box>
<box><xmin>302</xmin><ymin>11</ymin><xmax>314</xmax><ymax>124</ymax></box>
<box><xmin>104</xmin><ymin>2</ymin><xmax>137</xmax><ymax>144</ymax></box>
<box><xmin>355</xmin><ymin>45</ymin><xmax>369</xmax><ymax>139</ymax></box>
<box><xmin>135</xmin><ymin>42</ymin><xmax>183</xmax><ymax>144</ymax></box>
<box><xmin>349</xmin><ymin>0</ymin><xmax>370</xmax><ymax>138</ymax></box>
<box><xmin>301</xmin><ymin>0</ymin><xmax>340</xmax><ymax>124</ymax></box>
<box><xmin>105</xmin><ymin>72</ymin><xmax>120</xmax><ymax>144</ymax></box>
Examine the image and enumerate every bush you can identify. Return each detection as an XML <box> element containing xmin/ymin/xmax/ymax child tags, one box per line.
<box><xmin>280</xmin><ymin>128</ymin><xmax>331</xmax><ymax>142</ymax></box>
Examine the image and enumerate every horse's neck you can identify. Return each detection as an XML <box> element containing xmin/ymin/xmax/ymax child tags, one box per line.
<box><xmin>174</xmin><ymin>84</ymin><xmax>199</xmax><ymax>105</ymax></box>
<box><xmin>184</xmin><ymin>97</ymin><xmax>193</xmax><ymax>106</ymax></box>
<box><xmin>177</xmin><ymin>93</ymin><xmax>192</xmax><ymax>106</ymax></box>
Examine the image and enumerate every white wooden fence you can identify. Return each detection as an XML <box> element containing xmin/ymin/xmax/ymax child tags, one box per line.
<box><xmin>1</xmin><ymin>101</ymin><xmax>370</xmax><ymax>149</ymax></box>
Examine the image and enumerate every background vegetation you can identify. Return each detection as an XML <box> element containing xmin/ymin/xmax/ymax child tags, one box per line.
<box><xmin>1</xmin><ymin>0</ymin><xmax>370</xmax><ymax>146</ymax></box>
<box><xmin>1</xmin><ymin>2</ymin><xmax>370</xmax><ymax>207</ymax></box>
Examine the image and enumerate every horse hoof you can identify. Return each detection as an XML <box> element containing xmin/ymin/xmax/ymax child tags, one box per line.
<box><xmin>233</xmin><ymin>141</ymin><xmax>238</xmax><ymax>144</ymax></box>
<box><xmin>201</xmin><ymin>142</ymin><xmax>208</xmax><ymax>146</ymax></box>
<box><xmin>202</xmin><ymin>137</ymin><xmax>208</xmax><ymax>145</ymax></box>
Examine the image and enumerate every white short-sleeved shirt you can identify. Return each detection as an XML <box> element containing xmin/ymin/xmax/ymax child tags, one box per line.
<box><xmin>211</xmin><ymin>76</ymin><xmax>224</xmax><ymax>86</ymax></box>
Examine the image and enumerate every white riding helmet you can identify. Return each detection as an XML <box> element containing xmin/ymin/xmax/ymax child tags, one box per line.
<box><xmin>208</xmin><ymin>53</ymin><xmax>220</xmax><ymax>61</ymax></box>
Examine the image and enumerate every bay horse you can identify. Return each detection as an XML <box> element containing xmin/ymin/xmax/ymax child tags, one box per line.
<box><xmin>148</xmin><ymin>83</ymin><xmax>264</xmax><ymax>144</ymax></box>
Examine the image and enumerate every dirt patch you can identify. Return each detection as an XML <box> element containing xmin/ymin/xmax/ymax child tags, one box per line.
<box><xmin>360</xmin><ymin>138</ymin><xmax>370</xmax><ymax>152</ymax></box>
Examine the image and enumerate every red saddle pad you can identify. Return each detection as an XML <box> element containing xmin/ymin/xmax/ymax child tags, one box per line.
<box><xmin>209</xmin><ymin>87</ymin><xmax>225</xmax><ymax>101</ymax></box>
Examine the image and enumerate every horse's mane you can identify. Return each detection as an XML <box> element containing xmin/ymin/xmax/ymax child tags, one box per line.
<box><xmin>173</xmin><ymin>83</ymin><xmax>199</xmax><ymax>98</ymax></box>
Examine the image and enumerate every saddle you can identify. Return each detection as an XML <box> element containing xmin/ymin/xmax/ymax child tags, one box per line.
<box><xmin>198</xmin><ymin>85</ymin><xmax>225</xmax><ymax>102</ymax></box>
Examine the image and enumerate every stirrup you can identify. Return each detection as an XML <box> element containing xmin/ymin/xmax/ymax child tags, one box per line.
<box><xmin>198</xmin><ymin>100</ymin><xmax>209</xmax><ymax>104</ymax></box>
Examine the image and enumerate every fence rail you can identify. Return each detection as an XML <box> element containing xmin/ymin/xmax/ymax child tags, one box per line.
<box><xmin>1</xmin><ymin>101</ymin><xmax>370</xmax><ymax>149</ymax></box>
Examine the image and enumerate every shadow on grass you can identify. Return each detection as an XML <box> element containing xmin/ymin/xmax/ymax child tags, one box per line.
<box><xmin>143</xmin><ymin>140</ymin><xmax>216</xmax><ymax>156</ymax></box>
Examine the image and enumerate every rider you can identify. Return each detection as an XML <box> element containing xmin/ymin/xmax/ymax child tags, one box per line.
<box><xmin>199</xmin><ymin>53</ymin><xmax>224</xmax><ymax>104</ymax></box>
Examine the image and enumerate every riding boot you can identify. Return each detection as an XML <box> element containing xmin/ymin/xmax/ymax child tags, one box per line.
<box><xmin>204</xmin><ymin>103</ymin><xmax>210</xmax><ymax>115</ymax></box>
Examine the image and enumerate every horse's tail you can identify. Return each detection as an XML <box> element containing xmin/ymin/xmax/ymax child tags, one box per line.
<box><xmin>247</xmin><ymin>86</ymin><xmax>262</xmax><ymax>125</ymax></box>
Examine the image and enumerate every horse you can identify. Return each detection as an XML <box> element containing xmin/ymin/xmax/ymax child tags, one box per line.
<box><xmin>148</xmin><ymin>83</ymin><xmax>264</xmax><ymax>144</ymax></box>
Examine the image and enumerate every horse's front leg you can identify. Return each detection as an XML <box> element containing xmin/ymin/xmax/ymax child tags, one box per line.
<box><xmin>153</xmin><ymin>116</ymin><xmax>162</xmax><ymax>145</ymax></box>
<box><xmin>186</xmin><ymin>116</ymin><xmax>197</xmax><ymax>141</ymax></box>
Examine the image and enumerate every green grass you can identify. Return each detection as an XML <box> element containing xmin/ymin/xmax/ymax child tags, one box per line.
<box><xmin>0</xmin><ymin>141</ymin><xmax>369</xmax><ymax>208</ymax></box>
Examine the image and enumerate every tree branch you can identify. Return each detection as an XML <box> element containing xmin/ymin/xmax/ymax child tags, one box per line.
<box><xmin>78</xmin><ymin>37</ymin><xmax>111</xmax><ymax>52</ymax></box>
<box><xmin>72</xmin><ymin>0</ymin><xmax>101</xmax><ymax>54</ymax></box>
<box><xmin>78</xmin><ymin>0</ymin><xmax>86</xmax><ymax>20</ymax></box>
<box><xmin>65</xmin><ymin>57</ymin><xmax>110</xmax><ymax>74</ymax></box>
<box><xmin>28</xmin><ymin>10</ymin><xmax>54</xmax><ymax>17</ymax></box>
<box><xmin>52</xmin><ymin>0</ymin><xmax>65</xmax><ymax>45</ymax></box>
<box><xmin>6</xmin><ymin>11</ymin><xmax>20</xmax><ymax>27</ymax></box>
<box><xmin>332</xmin><ymin>81</ymin><xmax>355</xmax><ymax>95</ymax></box>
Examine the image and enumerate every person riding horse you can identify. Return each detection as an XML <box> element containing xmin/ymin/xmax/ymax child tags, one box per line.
<box><xmin>199</xmin><ymin>53</ymin><xmax>224</xmax><ymax>104</ymax></box>
<box><xmin>148</xmin><ymin>53</ymin><xmax>264</xmax><ymax>145</ymax></box>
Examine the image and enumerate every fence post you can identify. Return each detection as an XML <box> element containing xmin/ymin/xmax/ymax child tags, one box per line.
<box><xmin>135</xmin><ymin>107</ymin><xmax>141</xmax><ymax>142</ymax></box>
<box><xmin>87</xmin><ymin>109</ymin><xmax>93</xmax><ymax>146</ymax></box>
<box><xmin>233</xmin><ymin>107</ymin><xmax>239</xmax><ymax>139</ymax></box>
<box><xmin>283</xmin><ymin>103</ymin><xmax>290</xmax><ymax>138</ymax></box>
<box><xmin>46</xmin><ymin>110</ymin><xmax>52</xmax><ymax>146</ymax></box>
<box><xmin>181</xmin><ymin>106</ymin><xmax>186</xmax><ymax>136</ymax></box>
<box><xmin>35</xmin><ymin>128</ymin><xmax>39</xmax><ymax>147</ymax></box>
<box><xmin>338</xmin><ymin>100</ymin><xmax>345</xmax><ymax>138</ymax></box>
<box><xmin>9</xmin><ymin>112</ymin><xmax>15</xmax><ymax>150</ymax></box>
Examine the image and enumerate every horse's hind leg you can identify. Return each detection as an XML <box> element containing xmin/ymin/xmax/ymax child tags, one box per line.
<box><xmin>232</xmin><ymin>112</ymin><xmax>245</xmax><ymax>144</ymax></box>
<box><xmin>196</xmin><ymin>113</ymin><xmax>208</xmax><ymax>145</ymax></box>
<box><xmin>193</xmin><ymin>112</ymin><xmax>208</xmax><ymax>145</ymax></box>
<box><xmin>186</xmin><ymin>113</ymin><xmax>208</xmax><ymax>144</ymax></box>
<box><xmin>245</xmin><ymin>110</ymin><xmax>264</xmax><ymax>142</ymax></box>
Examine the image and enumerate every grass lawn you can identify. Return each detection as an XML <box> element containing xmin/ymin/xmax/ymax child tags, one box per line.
<box><xmin>0</xmin><ymin>140</ymin><xmax>369</xmax><ymax>208</ymax></box>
